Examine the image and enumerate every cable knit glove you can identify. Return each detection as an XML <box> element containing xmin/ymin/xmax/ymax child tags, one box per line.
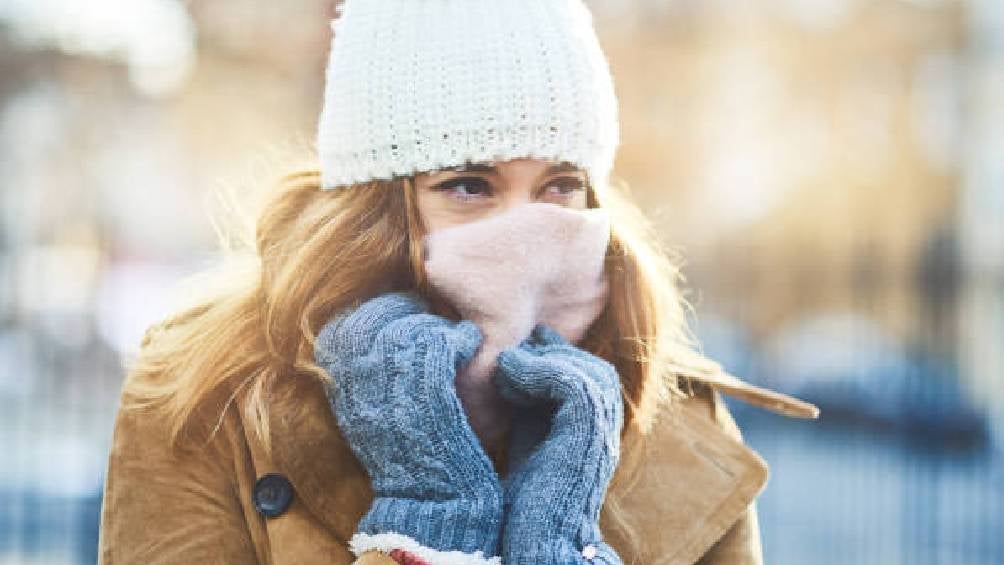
<box><xmin>492</xmin><ymin>323</ymin><xmax>625</xmax><ymax>564</ymax></box>
<box><xmin>314</xmin><ymin>291</ymin><xmax>503</xmax><ymax>565</ymax></box>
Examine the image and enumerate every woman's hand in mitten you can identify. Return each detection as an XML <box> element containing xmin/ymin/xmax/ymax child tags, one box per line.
<box><xmin>492</xmin><ymin>323</ymin><xmax>625</xmax><ymax>564</ymax></box>
<box><xmin>314</xmin><ymin>291</ymin><xmax>503</xmax><ymax>564</ymax></box>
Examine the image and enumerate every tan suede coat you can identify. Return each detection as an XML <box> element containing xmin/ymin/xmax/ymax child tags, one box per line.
<box><xmin>97</xmin><ymin>369</ymin><xmax>816</xmax><ymax>565</ymax></box>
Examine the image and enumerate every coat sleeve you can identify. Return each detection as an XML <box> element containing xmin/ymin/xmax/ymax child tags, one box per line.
<box><xmin>97</xmin><ymin>394</ymin><xmax>260</xmax><ymax>564</ymax></box>
<box><xmin>695</xmin><ymin>387</ymin><xmax>765</xmax><ymax>565</ymax></box>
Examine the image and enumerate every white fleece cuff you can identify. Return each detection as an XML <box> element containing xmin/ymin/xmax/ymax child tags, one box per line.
<box><xmin>349</xmin><ymin>531</ymin><xmax>502</xmax><ymax>565</ymax></box>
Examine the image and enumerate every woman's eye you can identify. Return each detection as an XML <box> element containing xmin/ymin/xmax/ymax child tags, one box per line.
<box><xmin>544</xmin><ymin>177</ymin><xmax>587</xmax><ymax>196</ymax></box>
<box><xmin>431</xmin><ymin>177</ymin><xmax>493</xmax><ymax>201</ymax></box>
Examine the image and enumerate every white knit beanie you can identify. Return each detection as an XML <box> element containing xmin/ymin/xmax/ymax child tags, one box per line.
<box><xmin>315</xmin><ymin>0</ymin><xmax>620</xmax><ymax>190</ymax></box>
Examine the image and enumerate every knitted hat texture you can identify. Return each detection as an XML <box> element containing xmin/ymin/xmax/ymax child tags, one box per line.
<box><xmin>316</xmin><ymin>0</ymin><xmax>620</xmax><ymax>190</ymax></box>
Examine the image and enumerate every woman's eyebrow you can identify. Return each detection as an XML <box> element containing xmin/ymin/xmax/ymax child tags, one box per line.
<box><xmin>427</xmin><ymin>160</ymin><xmax>583</xmax><ymax>180</ymax></box>
<box><xmin>544</xmin><ymin>162</ymin><xmax>583</xmax><ymax>175</ymax></box>
<box><xmin>450</xmin><ymin>163</ymin><xmax>497</xmax><ymax>174</ymax></box>
<box><xmin>448</xmin><ymin>161</ymin><xmax>581</xmax><ymax>175</ymax></box>
<box><xmin>424</xmin><ymin>162</ymin><xmax>496</xmax><ymax>180</ymax></box>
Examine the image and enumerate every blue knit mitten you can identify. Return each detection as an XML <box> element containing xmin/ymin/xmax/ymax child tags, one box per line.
<box><xmin>314</xmin><ymin>291</ymin><xmax>503</xmax><ymax>564</ymax></box>
<box><xmin>492</xmin><ymin>323</ymin><xmax>625</xmax><ymax>564</ymax></box>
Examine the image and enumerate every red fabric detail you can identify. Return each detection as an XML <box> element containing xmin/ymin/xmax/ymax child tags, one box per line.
<box><xmin>388</xmin><ymin>548</ymin><xmax>433</xmax><ymax>565</ymax></box>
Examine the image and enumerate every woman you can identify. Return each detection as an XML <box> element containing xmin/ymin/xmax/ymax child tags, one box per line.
<box><xmin>97</xmin><ymin>1</ymin><xmax>818</xmax><ymax>563</ymax></box>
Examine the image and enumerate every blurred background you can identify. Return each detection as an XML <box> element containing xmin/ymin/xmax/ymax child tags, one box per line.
<box><xmin>1</xmin><ymin>0</ymin><xmax>1001</xmax><ymax>563</ymax></box>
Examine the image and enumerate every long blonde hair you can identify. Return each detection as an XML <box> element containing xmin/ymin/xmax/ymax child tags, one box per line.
<box><xmin>122</xmin><ymin>166</ymin><xmax>714</xmax><ymax>560</ymax></box>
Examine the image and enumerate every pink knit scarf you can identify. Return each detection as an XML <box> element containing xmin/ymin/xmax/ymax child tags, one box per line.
<box><xmin>422</xmin><ymin>202</ymin><xmax>612</xmax><ymax>454</ymax></box>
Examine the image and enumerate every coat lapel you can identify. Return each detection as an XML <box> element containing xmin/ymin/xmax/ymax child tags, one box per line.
<box><xmin>267</xmin><ymin>373</ymin><xmax>373</xmax><ymax>543</ymax></box>
<box><xmin>683</xmin><ymin>369</ymin><xmax>819</xmax><ymax>419</ymax></box>
<box><xmin>601</xmin><ymin>385</ymin><xmax>771</xmax><ymax>564</ymax></box>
